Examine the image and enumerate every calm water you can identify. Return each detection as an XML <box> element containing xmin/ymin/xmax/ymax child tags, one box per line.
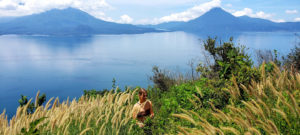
<box><xmin>0</xmin><ymin>31</ymin><xmax>298</xmax><ymax>118</ymax></box>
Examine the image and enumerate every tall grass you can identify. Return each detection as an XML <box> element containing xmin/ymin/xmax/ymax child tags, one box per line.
<box><xmin>173</xmin><ymin>62</ymin><xmax>300</xmax><ymax>135</ymax></box>
<box><xmin>1</xmin><ymin>62</ymin><xmax>299</xmax><ymax>135</ymax></box>
<box><xmin>0</xmin><ymin>88</ymin><xmax>139</xmax><ymax>135</ymax></box>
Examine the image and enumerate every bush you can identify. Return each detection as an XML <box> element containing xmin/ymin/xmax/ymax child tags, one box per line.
<box><xmin>83</xmin><ymin>89</ymin><xmax>109</xmax><ymax>98</ymax></box>
<box><xmin>18</xmin><ymin>92</ymin><xmax>46</xmax><ymax>114</ymax></box>
<box><xmin>148</xmin><ymin>77</ymin><xmax>230</xmax><ymax>134</ymax></box>
<box><xmin>283</xmin><ymin>43</ymin><xmax>300</xmax><ymax>71</ymax></box>
<box><xmin>256</xmin><ymin>49</ymin><xmax>282</xmax><ymax>67</ymax></box>
<box><xmin>201</xmin><ymin>37</ymin><xmax>260</xmax><ymax>100</ymax></box>
<box><xmin>150</xmin><ymin>66</ymin><xmax>176</xmax><ymax>92</ymax></box>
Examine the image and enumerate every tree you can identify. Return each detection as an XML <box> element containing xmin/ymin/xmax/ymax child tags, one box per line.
<box><xmin>201</xmin><ymin>37</ymin><xmax>259</xmax><ymax>99</ymax></box>
<box><xmin>284</xmin><ymin>43</ymin><xmax>300</xmax><ymax>71</ymax></box>
<box><xmin>18</xmin><ymin>93</ymin><xmax>46</xmax><ymax>114</ymax></box>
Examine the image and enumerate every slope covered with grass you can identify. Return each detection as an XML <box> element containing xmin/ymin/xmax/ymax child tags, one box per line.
<box><xmin>0</xmin><ymin>90</ymin><xmax>144</xmax><ymax>134</ymax></box>
<box><xmin>0</xmin><ymin>37</ymin><xmax>299</xmax><ymax>135</ymax></box>
<box><xmin>172</xmin><ymin>63</ymin><xmax>300</xmax><ymax>134</ymax></box>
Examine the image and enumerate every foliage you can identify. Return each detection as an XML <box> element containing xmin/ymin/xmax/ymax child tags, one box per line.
<box><xmin>146</xmin><ymin>77</ymin><xmax>231</xmax><ymax>134</ymax></box>
<box><xmin>84</xmin><ymin>78</ymin><xmax>122</xmax><ymax>98</ymax></box>
<box><xmin>283</xmin><ymin>43</ymin><xmax>300</xmax><ymax>71</ymax></box>
<box><xmin>21</xmin><ymin>117</ymin><xmax>48</xmax><ymax>135</ymax></box>
<box><xmin>83</xmin><ymin>89</ymin><xmax>109</xmax><ymax>98</ymax></box>
<box><xmin>173</xmin><ymin>63</ymin><xmax>300</xmax><ymax>135</ymax></box>
<box><xmin>150</xmin><ymin>66</ymin><xmax>176</xmax><ymax>92</ymax></box>
<box><xmin>112</xmin><ymin>78</ymin><xmax>122</xmax><ymax>93</ymax></box>
<box><xmin>18</xmin><ymin>91</ymin><xmax>46</xmax><ymax>114</ymax></box>
<box><xmin>112</xmin><ymin>78</ymin><xmax>116</xmax><ymax>90</ymax></box>
<box><xmin>18</xmin><ymin>95</ymin><xmax>35</xmax><ymax>114</ymax></box>
<box><xmin>144</xmin><ymin>37</ymin><xmax>299</xmax><ymax>134</ymax></box>
<box><xmin>144</xmin><ymin>37</ymin><xmax>262</xmax><ymax>134</ymax></box>
<box><xmin>196</xmin><ymin>62</ymin><xmax>217</xmax><ymax>79</ymax></box>
<box><xmin>201</xmin><ymin>37</ymin><xmax>260</xmax><ymax>101</ymax></box>
<box><xmin>256</xmin><ymin>49</ymin><xmax>282</xmax><ymax>67</ymax></box>
<box><xmin>203</xmin><ymin>37</ymin><xmax>259</xmax><ymax>85</ymax></box>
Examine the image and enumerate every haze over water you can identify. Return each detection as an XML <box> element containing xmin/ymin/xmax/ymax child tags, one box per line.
<box><xmin>0</xmin><ymin>31</ymin><xmax>298</xmax><ymax>118</ymax></box>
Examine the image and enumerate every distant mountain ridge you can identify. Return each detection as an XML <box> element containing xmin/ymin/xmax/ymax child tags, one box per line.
<box><xmin>0</xmin><ymin>17</ymin><xmax>16</xmax><ymax>23</ymax></box>
<box><xmin>0</xmin><ymin>7</ymin><xmax>299</xmax><ymax>36</ymax></box>
<box><xmin>137</xmin><ymin>21</ymin><xmax>185</xmax><ymax>31</ymax></box>
<box><xmin>141</xmin><ymin>7</ymin><xmax>300</xmax><ymax>32</ymax></box>
<box><xmin>0</xmin><ymin>8</ymin><xmax>158</xmax><ymax>35</ymax></box>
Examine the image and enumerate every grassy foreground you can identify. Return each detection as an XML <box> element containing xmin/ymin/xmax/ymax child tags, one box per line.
<box><xmin>0</xmin><ymin>90</ymin><xmax>141</xmax><ymax>134</ymax></box>
<box><xmin>172</xmin><ymin>63</ymin><xmax>300</xmax><ymax>134</ymax></box>
<box><xmin>0</xmin><ymin>63</ymin><xmax>299</xmax><ymax>135</ymax></box>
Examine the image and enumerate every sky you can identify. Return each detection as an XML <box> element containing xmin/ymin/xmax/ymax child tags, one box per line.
<box><xmin>0</xmin><ymin>0</ymin><xmax>299</xmax><ymax>24</ymax></box>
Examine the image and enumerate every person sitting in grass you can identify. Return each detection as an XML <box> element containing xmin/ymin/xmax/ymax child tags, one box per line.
<box><xmin>132</xmin><ymin>88</ymin><xmax>154</xmax><ymax>128</ymax></box>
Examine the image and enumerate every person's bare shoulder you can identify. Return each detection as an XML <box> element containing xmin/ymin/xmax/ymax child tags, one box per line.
<box><xmin>144</xmin><ymin>100</ymin><xmax>152</xmax><ymax>108</ymax></box>
<box><xmin>147</xmin><ymin>100</ymin><xmax>152</xmax><ymax>105</ymax></box>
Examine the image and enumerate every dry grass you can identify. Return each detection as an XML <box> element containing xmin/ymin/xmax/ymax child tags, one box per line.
<box><xmin>0</xmin><ymin>88</ymin><xmax>139</xmax><ymax>135</ymax></box>
<box><xmin>173</xmin><ymin>63</ymin><xmax>300</xmax><ymax>135</ymax></box>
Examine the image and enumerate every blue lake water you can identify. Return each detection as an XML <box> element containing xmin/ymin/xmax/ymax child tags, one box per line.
<box><xmin>0</xmin><ymin>31</ymin><xmax>299</xmax><ymax>118</ymax></box>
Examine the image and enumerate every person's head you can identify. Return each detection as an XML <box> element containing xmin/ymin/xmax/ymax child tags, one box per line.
<box><xmin>138</xmin><ymin>88</ymin><xmax>147</xmax><ymax>102</ymax></box>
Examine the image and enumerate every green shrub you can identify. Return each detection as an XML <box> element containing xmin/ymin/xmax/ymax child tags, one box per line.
<box><xmin>204</xmin><ymin>37</ymin><xmax>258</xmax><ymax>83</ymax></box>
<box><xmin>21</xmin><ymin>117</ymin><xmax>48</xmax><ymax>135</ymax></box>
<box><xmin>148</xmin><ymin>77</ymin><xmax>230</xmax><ymax>134</ymax></box>
<box><xmin>201</xmin><ymin>37</ymin><xmax>260</xmax><ymax>100</ymax></box>
<box><xmin>83</xmin><ymin>89</ymin><xmax>109</xmax><ymax>98</ymax></box>
<box><xmin>284</xmin><ymin>43</ymin><xmax>300</xmax><ymax>71</ymax></box>
<box><xmin>18</xmin><ymin>92</ymin><xmax>46</xmax><ymax>114</ymax></box>
<box><xmin>150</xmin><ymin>66</ymin><xmax>176</xmax><ymax>92</ymax></box>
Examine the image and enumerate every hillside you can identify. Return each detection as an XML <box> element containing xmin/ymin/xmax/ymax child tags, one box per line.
<box><xmin>0</xmin><ymin>63</ymin><xmax>298</xmax><ymax>134</ymax></box>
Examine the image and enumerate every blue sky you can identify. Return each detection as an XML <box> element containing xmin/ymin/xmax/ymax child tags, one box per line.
<box><xmin>0</xmin><ymin>0</ymin><xmax>299</xmax><ymax>24</ymax></box>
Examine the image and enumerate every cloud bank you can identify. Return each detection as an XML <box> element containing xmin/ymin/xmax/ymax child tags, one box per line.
<box><xmin>286</xmin><ymin>10</ymin><xmax>298</xmax><ymax>14</ymax></box>
<box><xmin>0</xmin><ymin>0</ymin><xmax>296</xmax><ymax>24</ymax></box>
<box><xmin>118</xmin><ymin>14</ymin><xmax>133</xmax><ymax>24</ymax></box>
<box><xmin>232</xmin><ymin>8</ymin><xmax>289</xmax><ymax>22</ymax></box>
<box><xmin>107</xmin><ymin>0</ymin><xmax>197</xmax><ymax>6</ymax></box>
<box><xmin>233</xmin><ymin>8</ymin><xmax>272</xmax><ymax>19</ymax></box>
<box><xmin>152</xmin><ymin>0</ymin><xmax>221</xmax><ymax>24</ymax></box>
<box><xmin>0</xmin><ymin>0</ymin><xmax>112</xmax><ymax>21</ymax></box>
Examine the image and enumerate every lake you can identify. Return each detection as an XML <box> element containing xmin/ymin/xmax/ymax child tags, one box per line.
<box><xmin>0</xmin><ymin>31</ymin><xmax>299</xmax><ymax>118</ymax></box>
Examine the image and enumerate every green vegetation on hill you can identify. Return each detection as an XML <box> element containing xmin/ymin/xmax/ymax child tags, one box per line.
<box><xmin>0</xmin><ymin>37</ymin><xmax>299</xmax><ymax>135</ymax></box>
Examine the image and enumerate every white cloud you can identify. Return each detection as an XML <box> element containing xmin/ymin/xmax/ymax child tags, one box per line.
<box><xmin>233</xmin><ymin>8</ymin><xmax>273</xmax><ymax>19</ymax></box>
<box><xmin>295</xmin><ymin>18</ymin><xmax>300</xmax><ymax>22</ymax></box>
<box><xmin>0</xmin><ymin>0</ymin><xmax>18</xmax><ymax>10</ymax></box>
<box><xmin>0</xmin><ymin>0</ymin><xmax>112</xmax><ymax>20</ymax></box>
<box><xmin>108</xmin><ymin>0</ymin><xmax>196</xmax><ymax>6</ymax></box>
<box><xmin>154</xmin><ymin>0</ymin><xmax>221</xmax><ymax>24</ymax></box>
<box><xmin>118</xmin><ymin>14</ymin><xmax>133</xmax><ymax>24</ymax></box>
<box><xmin>233</xmin><ymin>8</ymin><xmax>252</xmax><ymax>16</ymax></box>
<box><xmin>285</xmin><ymin>10</ymin><xmax>298</xmax><ymax>14</ymax></box>
<box><xmin>255</xmin><ymin>11</ymin><xmax>272</xmax><ymax>19</ymax></box>
<box><xmin>272</xmin><ymin>19</ymin><xmax>285</xmax><ymax>23</ymax></box>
